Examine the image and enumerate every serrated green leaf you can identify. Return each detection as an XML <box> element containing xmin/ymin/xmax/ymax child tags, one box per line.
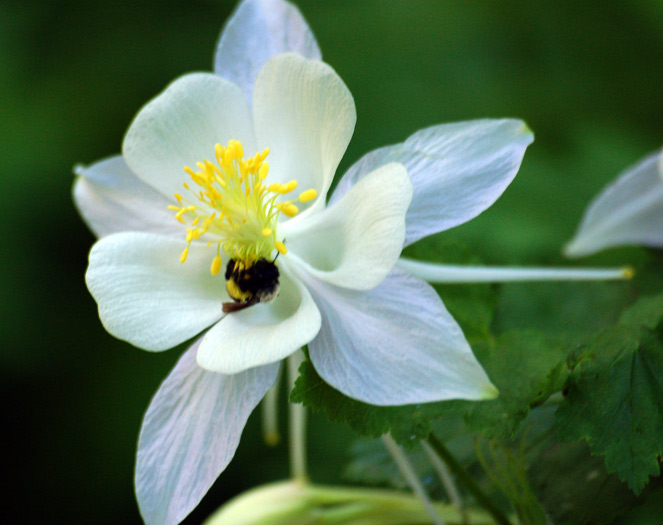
<box><xmin>291</xmin><ymin>331</ymin><xmax>567</xmax><ymax>446</ymax></box>
<box><xmin>556</xmin><ymin>294</ymin><xmax>663</xmax><ymax>494</ymax></box>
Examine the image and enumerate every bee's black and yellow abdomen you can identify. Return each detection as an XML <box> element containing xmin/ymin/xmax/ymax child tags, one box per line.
<box><xmin>225</xmin><ymin>277</ymin><xmax>254</xmax><ymax>303</ymax></box>
<box><xmin>225</xmin><ymin>258</ymin><xmax>280</xmax><ymax>305</ymax></box>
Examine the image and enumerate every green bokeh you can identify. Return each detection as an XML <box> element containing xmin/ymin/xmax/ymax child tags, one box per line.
<box><xmin>2</xmin><ymin>0</ymin><xmax>662</xmax><ymax>522</ymax></box>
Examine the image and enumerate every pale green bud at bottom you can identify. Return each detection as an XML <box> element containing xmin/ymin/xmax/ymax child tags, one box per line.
<box><xmin>204</xmin><ymin>480</ymin><xmax>496</xmax><ymax>525</ymax></box>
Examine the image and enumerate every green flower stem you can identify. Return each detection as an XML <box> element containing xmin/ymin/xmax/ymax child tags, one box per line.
<box><xmin>422</xmin><ymin>440</ymin><xmax>468</xmax><ymax>524</ymax></box>
<box><xmin>382</xmin><ymin>434</ymin><xmax>445</xmax><ymax>525</ymax></box>
<box><xmin>427</xmin><ymin>433</ymin><xmax>511</xmax><ymax>525</ymax></box>
<box><xmin>287</xmin><ymin>350</ymin><xmax>308</xmax><ymax>482</ymax></box>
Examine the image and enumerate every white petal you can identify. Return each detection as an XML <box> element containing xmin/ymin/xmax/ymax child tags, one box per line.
<box><xmin>253</xmin><ymin>53</ymin><xmax>356</xmax><ymax>216</ymax></box>
<box><xmin>302</xmin><ymin>268</ymin><xmax>497</xmax><ymax>406</ymax></box>
<box><xmin>331</xmin><ymin>119</ymin><xmax>534</xmax><ymax>246</ymax></box>
<box><xmin>123</xmin><ymin>73</ymin><xmax>256</xmax><ymax>201</ymax></box>
<box><xmin>565</xmin><ymin>150</ymin><xmax>663</xmax><ymax>257</ymax></box>
<box><xmin>196</xmin><ymin>263</ymin><xmax>321</xmax><ymax>374</ymax></box>
<box><xmin>282</xmin><ymin>163</ymin><xmax>412</xmax><ymax>290</ymax></box>
<box><xmin>86</xmin><ymin>232</ymin><xmax>226</xmax><ymax>351</ymax></box>
<box><xmin>214</xmin><ymin>0</ymin><xmax>321</xmax><ymax>105</ymax></box>
<box><xmin>73</xmin><ymin>155</ymin><xmax>182</xmax><ymax>238</ymax></box>
<box><xmin>136</xmin><ymin>341</ymin><xmax>280</xmax><ymax>525</ymax></box>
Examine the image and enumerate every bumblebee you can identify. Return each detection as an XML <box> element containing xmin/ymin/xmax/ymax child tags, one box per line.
<box><xmin>222</xmin><ymin>258</ymin><xmax>280</xmax><ymax>313</ymax></box>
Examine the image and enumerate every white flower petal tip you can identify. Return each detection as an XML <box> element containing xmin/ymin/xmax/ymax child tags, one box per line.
<box><xmin>285</xmin><ymin>163</ymin><xmax>412</xmax><ymax>291</ymax></box>
<box><xmin>214</xmin><ymin>0</ymin><xmax>321</xmax><ymax>104</ymax></box>
<box><xmin>136</xmin><ymin>342</ymin><xmax>280</xmax><ymax>525</ymax></box>
<box><xmin>122</xmin><ymin>72</ymin><xmax>256</xmax><ymax>201</ymax></box>
<box><xmin>72</xmin><ymin>156</ymin><xmax>181</xmax><ymax>239</ymax></box>
<box><xmin>304</xmin><ymin>269</ymin><xmax>493</xmax><ymax>406</ymax></box>
<box><xmin>480</xmin><ymin>382</ymin><xmax>500</xmax><ymax>400</ymax></box>
<box><xmin>196</xmin><ymin>266</ymin><xmax>321</xmax><ymax>375</ymax></box>
<box><xmin>253</xmin><ymin>52</ymin><xmax>356</xmax><ymax>213</ymax></box>
<box><xmin>85</xmin><ymin>232</ymin><xmax>227</xmax><ymax>351</ymax></box>
<box><xmin>564</xmin><ymin>150</ymin><xmax>663</xmax><ymax>258</ymax></box>
<box><xmin>331</xmin><ymin>118</ymin><xmax>534</xmax><ymax>246</ymax></box>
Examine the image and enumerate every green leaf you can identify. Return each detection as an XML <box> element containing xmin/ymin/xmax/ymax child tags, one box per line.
<box><xmin>556</xmin><ymin>294</ymin><xmax>663</xmax><ymax>494</ymax></box>
<box><xmin>291</xmin><ymin>330</ymin><xmax>568</xmax><ymax>446</ymax></box>
<box><xmin>530</xmin><ymin>439</ymin><xmax>646</xmax><ymax>524</ymax></box>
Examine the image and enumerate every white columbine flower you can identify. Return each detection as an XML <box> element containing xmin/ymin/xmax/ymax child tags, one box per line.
<box><xmin>74</xmin><ymin>1</ymin><xmax>624</xmax><ymax>523</ymax></box>
<box><xmin>564</xmin><ymin>148</ymin><xmax>663</xmax><ymax>257</ymax></box>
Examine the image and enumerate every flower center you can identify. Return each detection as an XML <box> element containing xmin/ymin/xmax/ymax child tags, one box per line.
<box><xmin>169</xmin><ymin>140</ymin><xmax>317</xmax><ymax>275</ymax></box>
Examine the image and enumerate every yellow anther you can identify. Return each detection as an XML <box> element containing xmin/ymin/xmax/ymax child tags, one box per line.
<box><xmin>233</xmin><ymin>140</ymin><xmax>243</xmax><ymax>159</ymax></box>
<box><xmin>210</xmin><ymin>256</ymin><xmax>222</xmax><ymax>276</ymax></box>
<box><xmin>275</xmin><ymin>241</ymin><xmax>287</xmax><ymax>254</ymax></box>
<box><xmin>259</xmin><ymin>162</ymin><xmax>269</xmax><ymax>180</ymax></box>
<box><xmin>298</xmin><ymin>189</ymin><xmax>317</xmax><ymax>202</ymax></box>
<box><xmin>180</xmin><ymin>246</ymin><xmax>189</xmax><ymax>264</ymax></box>
<box><xmin>168</xmin><ymin>205</ymin><xmax>181</xmax><ymax>211</ymax></box>
<box><xmin>280</xmin><ymin>203</ymin><xmax>299</xmax><ymax>217</ymax></box>
<box><xmin>173</xmin><ymin>140</ymin><xmax>285</xmax><ymax>269</ymax></box>
<box><xmin>282</xmin><ymin>180</ymin><xmax>298</xmax><ymax>193</ymax></box>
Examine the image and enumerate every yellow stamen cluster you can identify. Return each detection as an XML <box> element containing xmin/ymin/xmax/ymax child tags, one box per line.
<box><xmin>169</xmin><ymin>140</ymin><xmax>317</xmax><ymax>275</ymax></box>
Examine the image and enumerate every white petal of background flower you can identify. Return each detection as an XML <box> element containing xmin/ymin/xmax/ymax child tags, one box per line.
<box><xmin>253</xmin><ymin>53</ymin><xmax>356</xmax><ymax>218</ymax></box>
<box><xmin>283</xmin><ymin>162</ymin><xmax>412</xmax><ymax>291</ymax></box>
<box><xmin>196</xmin><ymin>264</ymin><xmax>321</xmax><ymax>374</ymax></box>
<box><xmin>86</xmin><ymin>232</ymin><xmax>226</xmax><ymax>351</ymax></box>
<box><xmin>123</xmin><ymin>73</ymin><xmax>257</xmax><ymax>201</ymax></box>
<box><xmin>565</xmin><ymin>150</ymin><xmax>663</xmax><ymax>257</ymax></box>
<box><xmin>136</xmin><ymin>340</ymin><xmax>280</xmax><ymax>525</ymax></box>
<box><xmin>303</xmin><ymin>268</ymin><xmax>497</xmax><ymax>406</ymax></box>
<box><xmin>73</xmin><ymin>156</ymin><xmax>181</xmax><ymax>239</ymax></box>
<box><xmin>331</xmin><ymin>119</ymin><xmax>534</xmax><ymax>246</ymax></box>
<box><xmin>214</xmin><ymin>0</ymin><xmax>321</xmax><ymax>105</ymax></box>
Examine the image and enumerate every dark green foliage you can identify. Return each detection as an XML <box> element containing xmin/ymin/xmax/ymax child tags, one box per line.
<box><xmin>556</xmin><ymin>295</ymin><xmax>663</xmax><ymax>494</ymax></box>
<box><xmin>530</xmin><ymin>439</ymin><xmax>646</xmax><ymax>524</ymax></box>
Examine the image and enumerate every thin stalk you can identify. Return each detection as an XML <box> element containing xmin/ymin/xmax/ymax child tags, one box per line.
<box><xmin>261</xmin><ymin>370</ymin><xmax>281</xmax><ymax>446</ymax></box>
<box><xmin>382</xmin><ymin>434</ymin><xmax>445</xmax><ymax>525</ymax></box>
<box><xmin>287</xmin><ymin>350</ymin><xmax>308</xmax><ymax>482</ymax></box>
<box><xmin>422</xmin><ymin>440</ymin><xmax>468</xmax><ymax>525</ymax></box>
<box><xmin>427</xmin><ymin>433</ymin><xmax>511</xmax><ymax>525</ymax></box>
<box><xmin>397</xmin><ymin>258</ymin><xmax>632</xmax><ymax>283</ymax></box>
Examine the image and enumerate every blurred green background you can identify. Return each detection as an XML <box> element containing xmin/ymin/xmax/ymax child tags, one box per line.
<box><xmin>2</xmin><ymin>0</ymin><xmax>663</xmax><ymax>523</ymax></box>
